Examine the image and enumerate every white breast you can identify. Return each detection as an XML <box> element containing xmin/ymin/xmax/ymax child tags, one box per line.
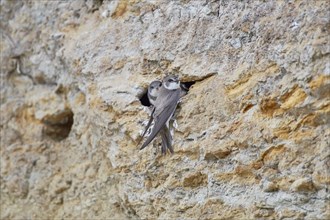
<box><xmin>149</xmin><ymin>89</ymin><xmax>159</xmax><ymax>97</ymax></box>
<box><xmin>165</xmin><ymin>82</ymin><xmax>180</xmax><ymax>90</ymax></box>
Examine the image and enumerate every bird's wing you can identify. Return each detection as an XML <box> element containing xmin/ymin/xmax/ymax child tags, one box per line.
<box><xmin>140</xmin><ymin>90</ymin><xmax>180</xmax><ymax>150</ymax></box>
<box><xmin>136</xmin><ymin>107</ymin><xmax>155</xmax><ymax>148</ymax></box>
<box><xmin>153</xmin><ymin>89</ymin><xmax>180</xmax><ymax>119</ymax></box>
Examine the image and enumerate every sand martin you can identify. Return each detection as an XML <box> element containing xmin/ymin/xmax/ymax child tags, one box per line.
<box><xmin>136</xmin><ymin>80</ymin><xmax>162</xmax><ymax>147</ymax></box>
<box><xmin>148</xmin><ymin>80</ymin><xmax>162</xmax><ymax>106</ymax></box>
<box><xmin>140</xmin><ymin>75</ymin><xmax>181</xmax><ymax>154</ymax></box>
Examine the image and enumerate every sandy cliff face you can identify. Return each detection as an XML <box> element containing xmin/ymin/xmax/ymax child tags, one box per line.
<box><xmin>1</xmin><ymin>0</ymin><xmax>329</xmax><ymax>219</ymax></box>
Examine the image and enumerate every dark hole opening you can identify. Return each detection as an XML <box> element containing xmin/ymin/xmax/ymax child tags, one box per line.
<box><xmin>139</xmin><ymin>81</ymin><xmax>196</xmax><ymax>107</ymax></box>
<box><xmin>42</xmin><ymin>109</ymin><xmax>74</xmax><ymax>141</ymax></box>
<box><xmin>181</xmin><ymin>81</ymin><xmax>195</xmax><ymax>91</ymax></box>
<box><xmin>140</xmin><ymin>92</ymin><xmax>151</xmax><ymax>107</ymax></box>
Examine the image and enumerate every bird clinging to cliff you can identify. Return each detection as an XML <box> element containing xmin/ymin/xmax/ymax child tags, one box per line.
<box><xmin>136</xmin><ymin>80</ymin><xmax>162</xmax><ymax>147</ymax></box>
<box><xmin>139</xmin><ymin>75</ymin><xmax>182</xmax><ymax>154</ymax></box>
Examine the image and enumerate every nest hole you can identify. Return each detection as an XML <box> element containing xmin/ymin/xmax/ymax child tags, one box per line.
<box><xmin>42</xmin><ymin>109</ymin><xmax>74</xmax><ymax>141</ymax></box>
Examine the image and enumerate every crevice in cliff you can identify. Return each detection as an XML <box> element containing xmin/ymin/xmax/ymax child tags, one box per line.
<box><xmin>139</xmin><ymin>81</ymin><xmax>196</xmax><ymax>107</ymax></box>
<box><xmin>42</xmin><ymin>109</ymin><xmax>74</xmax><ymax>141</ymax></box>
<box><xmin>181</xmin><ymin>81</ymin><xmax>195</xmax><ymax>91</ymax></box>
<box><xmin>139</xmin><ymin>91</ymin><xmax>151</xmax><ymax>106</ymax></box>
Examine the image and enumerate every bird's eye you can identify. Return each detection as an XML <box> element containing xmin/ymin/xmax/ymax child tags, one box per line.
<box><xmin>168</xmin><ymin>79</ymin><xmax>173</xmax><ymax>82</ymax></box>
<box><xmin>151</xmin><ymin>86</ymin><xmax>154</xmax><ymax>89</ymax></box>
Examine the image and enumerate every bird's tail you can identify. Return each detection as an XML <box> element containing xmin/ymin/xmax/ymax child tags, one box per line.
<box><xmin>160</xmin><ymin>126</ymin><xmax>173</xmax><ymax>155</ymax></box>
<box><xmin>160</xmin><ymin>129</ymin><xmax>168</xmax><ymax>155</ymax></box>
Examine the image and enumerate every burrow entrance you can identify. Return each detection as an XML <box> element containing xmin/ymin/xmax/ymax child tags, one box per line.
<box><xmin>42</xmin><ymin>109</ymin><xmax>74</xmax><ymax>141</ymax></box>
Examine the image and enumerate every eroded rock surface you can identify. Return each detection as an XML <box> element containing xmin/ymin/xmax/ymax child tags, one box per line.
<box><xmin>1</xmin><ymin>0</ymin><xmax>329</xmax><ymax>219</ymax></box>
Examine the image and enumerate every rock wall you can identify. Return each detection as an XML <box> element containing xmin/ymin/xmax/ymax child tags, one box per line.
<box><xmin>1</xmin><ymin>0</ymin><xmax>329</xmax><ymax>219</ymax></box>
